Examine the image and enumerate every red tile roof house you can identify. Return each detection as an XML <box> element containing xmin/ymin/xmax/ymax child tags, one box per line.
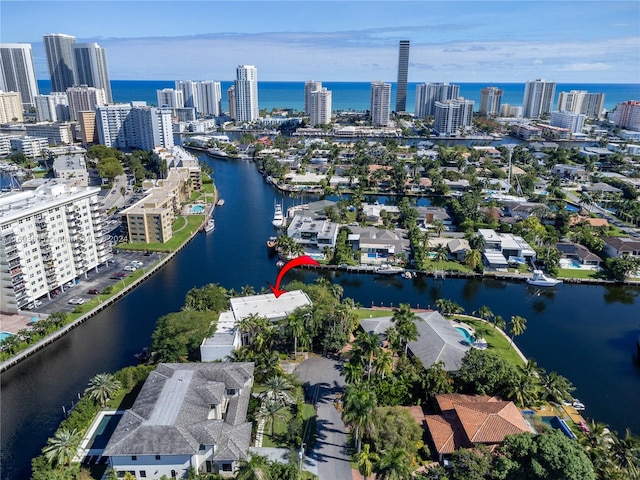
<box><xmin>424</xmin><ymin>394</ymin><xmax>533</xmax><ymax>463</ymax></box>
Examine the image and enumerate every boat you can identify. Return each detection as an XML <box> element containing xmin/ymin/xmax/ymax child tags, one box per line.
<box><xmin>272</xmin><ymin>202</ymin><xmax>285</xmax><ymax>228</ymax></box>
<box><xmin>216</xmin><ymin>199</ymin><xmax>225</xmax><ymax>206</ymax></box>
<box><xmin>204</xmin><ymin>218</ymin><xmax>215</xmax><ymax>233</ymax></box>
<box><xmin>276</xmin><ymin>260</ymin><xmax>285</xmax><ymax>268</ymax></box>
<box><xmin>375</xmin><ymin>264</ymin><xmax>405</xmax><ymax>275</ymax></box>
<box><xmin>207</xmin><ymin>147</ymin><xmax>229</xmax><ymax>159</ymax></box>
<box><xmin>266</xmin><ymin>236</ymin><xmax>278</xmax><ymax>250</ymax></box>
<box><xmin>526</xmin><ymin>270</ymin><xmax>562</xmax><ymax>287</ymax></box>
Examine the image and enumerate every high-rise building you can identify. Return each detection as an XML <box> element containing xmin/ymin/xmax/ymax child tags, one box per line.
<box><xmin>433</xmin><ymin>98</ymin><xmax>474</xmax><ymax>135</ymax></box>
<box><xmin>309</xmin><ymin>87</ymin><xmax>332</xmax><ymax>126</ymax></box>
<box><xmin>74</xmin><ymin>42</ymin><xmax>112</xmax><ymax>102</ymax></box>
<box><xmin>0</xmin><ymin>91</ymin><xmax>23</xmax><ymax>123</ymax></box>
<box><xmin>227</xmin><ymin>86</ymin><xmax>236</xmax><ymax>119</ymax></box>
<box><xmin>0</xmin><ymin>43</ymin><xmax>39</xmax><ymax>108</ymax></box>
<box><xmin>499</xmin><ymin>104</ymin><xmax>522</xmax><ymax>118</ymax></box>
<box><xmin>550</xmin><ymin>111</ymin><xmax>586</xmax><ymax>134</ymax></box>
<box><xmin>157</xmin><ymin>88</ymin><xmax>184</xmax><ymax>109</ymax></box>
<box><xmin>234</xmin><ymin>65</ymin><xmax>259</xmax><ymax>123</ymax></box>
<box><xmin>611</xmin><ymin>101</ymin><xmax>640</xmax><ymax>132</ymax></box>
<box><xmin>304</xmin><ymin>80</ymin><xmax>322</xmax><ymax>115</ymax></box>
<box><xmin>479</xmin><ymin>86</ymin><xmax>503</xmax><ymax>116</ymax></box>
<box><xmin>0</xmin><ymin>180</ymin><xmax>112</xmax><ymax>312</ymax></box>
<box><xmin>196</xmin><ymin>81</ymin><xmax>222</xmax><ymax>117</ymax></box>
<box><xmin>44</xmin><ymin>34</ymin><xmax>77</xmax><ymax>92</ymax></box>
<box><xmin>395</xmin><ymin>40</ymin><xmax>410</xmax><ymax>113</ymax></box>
<box><xmin>35</xmin><ymin>92</ymin><xmax>70</xmax><ymax>122</ymax></box>
<box><xmin>414</xmin><ymin>83</ymin><xmax>460</xmax><ymax>117</ymax></box>
<box><xmin>370</xmin><ymin>81</ymin><xmax>391</xmax><ymax>127</ymax></box>
<box><xmin>78</xmin><ymin>110</ymin><xmax>98</xmax><ymax>145</ymax></box>
<box><xmin>557</xmin><ymin>90</ymin><xmax>605</xmax><ymax>119</ymax></box>
<box><xmin>96</xmin><ymin>103</ymin><xmax>174</xmax><ymax>150</ymax></box>
<box><xmin>522</xmin><ymin>79</ymin><xmax>556</xmax><ymax>119</ymax></box>
<box><xmin>66</xmin><ymin>85</ymin><xmax>106</xmax><ymax>121</ymax></box>
<box><xmin>175</xmin><ymin>80</ymin><xmax>198</xmax><ymax>109</ymax></box>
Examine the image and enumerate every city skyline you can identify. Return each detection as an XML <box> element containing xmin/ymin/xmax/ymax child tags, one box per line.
<box><xmin>1</xmin><ymin>1</ymin><xmax>638</xmax><ymax>83</ymax></box>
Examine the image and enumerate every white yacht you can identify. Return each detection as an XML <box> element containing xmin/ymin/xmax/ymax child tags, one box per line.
<box><xmin>375</xmin><ymin>264</ymin><xmax>405</xmax><ymax>275</ymax></box>
<box><xmin>527</xmin><ymin>270</ymin><xmax>562</xmax><ymax>287</ymax></box>
<box><xmin>272</xmin><ymin>202</ymin><xmax>284</xmax><ymax>228</ymax></box>
<box><xmin>204</xmin><ymin>218</ymin><xmax>215</xmax><ymax>233</ymax></box>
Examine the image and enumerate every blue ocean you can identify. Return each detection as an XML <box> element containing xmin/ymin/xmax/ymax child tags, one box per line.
<box><xmin>37</xmin><ymin>80</ymin><xmax>639</xmax><ymax>114</ymax></box>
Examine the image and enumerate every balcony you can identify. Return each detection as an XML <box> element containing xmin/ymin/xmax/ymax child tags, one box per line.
<box><xmin>10</xmin><ymin>266</ymin><xmax>22</xmax><ymax>277</ymax></box>
<box><xmin>9</xmin><ymin>258</ymin><xmax>21</xmax><ymax>269</ymax></box>
<box><xmin>5</xmin><ymin>246</ymin><xmax>19</xmax><ymax>260</ymax></box>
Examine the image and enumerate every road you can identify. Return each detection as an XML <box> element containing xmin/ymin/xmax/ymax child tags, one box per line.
<box><xmin>295</xmin><ymin>357</ymin><xmax>353</xmax><ymax>480</ymax></box>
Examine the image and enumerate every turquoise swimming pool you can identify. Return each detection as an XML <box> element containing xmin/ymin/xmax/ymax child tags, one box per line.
<box><xmin>190</xmin><ymin>205</ymin><xmax>205</xmax><ymax>214</ymax></box>
<box><xmin>455</xmin><ymin>327</ymin><xmax>475</xmax><ymax>344</ymax></box>
<box><xmin>0</xmin><ymin>331</ymin><xmax>14</xmax><ymax>342</ymax></box>
<box><xmin>87</xmin><ymin>413</ymin><xmax>123</xmax><ymax>450</ymax></box>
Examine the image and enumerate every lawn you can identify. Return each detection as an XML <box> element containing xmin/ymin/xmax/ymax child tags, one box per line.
<box><xmin>451</xmin><ymin>315</ymin><xmax>526</xmax><ymax>366</ymax></box>
<box><xmin>261</xmin><ymin>403</ymin><xmax>317</xmax><ymax>449</ymax></box>
<box><xmin>117</xmin><ymin>215</ymin><xmax>205</xmax><ymax>252</ymax></box>
<box><xmin>354</xmin><ymin>308</ymin><xmax>395</xmax><ymax>319</ymax></box>
<box><xmin>424</xmin><ymin>259</ymin><xmax>473</xmax><ymax>273</ymax></box>
<box><xmin>201</xmin><ymin>182</ymin><xmax>216</xmax><ymax>194</ymax></box>
<box><xmin>556</xmin><ymin>268</ymin><xmax>603</xmax><ymax>280</ymax></box>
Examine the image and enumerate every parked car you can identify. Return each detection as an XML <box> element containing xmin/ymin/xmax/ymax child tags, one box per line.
<box><xmin>65</xmin><ymin>281</ymin><xmax>76</xmax><ymax>288</ymax></box>
<box><xmin>117</xmin><ymin>271</ymin><xmax>129</xmax><ymax>277</ymax></box>
<box><xmin>68</xmin><ymin>298</ymin><xmax>81</xmax><ymax>305</ymax></box>
<box><xmin>34</xmin><ymin>300</ymin><xmax>43</xmax><ymax>307</ymax></box>
<box><xmin>131</xmin><ymin>261</ymin><xmax>143</xmax><ymax>267</ymax></box>
<box><xmin>123</xmin><ymin>265</ymin><xmax>137</xmax><ymax>272</ymax></box>
<box><xmin>88</xmin><ymin>289</ymin><xmax>100</xmax><ymax>295</ymax></box>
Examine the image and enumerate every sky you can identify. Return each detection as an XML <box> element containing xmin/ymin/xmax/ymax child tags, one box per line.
<box><xmin>1</xmin><ymin>1</ymin><xmax>639</xmax><ymax>83</ymax></box>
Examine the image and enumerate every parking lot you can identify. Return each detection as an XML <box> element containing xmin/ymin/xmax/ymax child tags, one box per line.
<box><xmin>32</xmin><ymin>250</ymin><xmax>164</xmax><ymax>315</ymax></box>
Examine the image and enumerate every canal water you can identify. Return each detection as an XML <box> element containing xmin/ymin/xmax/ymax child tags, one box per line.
<box><xmin>1</xmin><ymin>152</ymin><xmax>639</xmax><ymax>480</ymax></box>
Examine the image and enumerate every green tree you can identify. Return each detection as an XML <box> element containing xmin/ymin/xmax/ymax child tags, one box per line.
<box><xmin>448</xmin><ymin>445</ymin><xmax>491</xmax><ymax>480</ymax></box>
<box><xmin>423</xmin><ymin>361</ymin><xmax>454</xmax><ymax>398</ymax></box>
<box><xmin>260</xmin><ymin>375</ymin><xmax>295</xmax><ymax>405</ymax></box>
<box><xmin>369</xmin><ymin>407</ymin><xmax>423</xmax><ymax>459</ymax></box>
<box><xmin>374</xmin><ymin>448</ymin><xmax>412</xmax><ymax>480</ymax></box>
<box><xmin>182</xmin><ymin>283</ymin><xmax>228</xmax><ymax>312</ymax></box>
<box><xmin>456</xmin><ymin>349</ymin><xmax>518</xmax><ymax>396</ymax></box>
<box><xmin>540</xmin><ymin>371</ymin><xmax>575</xmax><ymax>404</ymax></box>
<box><xmin>84</xmin><ymin>373</ymin><xmax>121</xmax><ymax>408</ymax></box>
<box><xmin>391</xmin><ymin>304</ymin><xmax>418</xmax><ymax>355</ymax></box>
<box><xmin>509</xmin><ymin>315</ymin><xmax>527</xmax><ymax>342</ymax></box>
<box><xmin>357</xmin><ymin>444</ymin><xmax>380</xmax><ymax>480</ymax></box>
<box><xmin>42</xmin><ymin>428</ymin><xmax>81</xmax><ymax>467</ymax></box>
<box><xmin>236</xmin><ymin>453</ymin><xmax>272</xmax><ymax>480</ymax></box>
<box><xmin>355</xmin><ymin>331</ymin><xmax>382</xmax><ymax>382</ymax></box>
<box><xmin>151</xmin><ymin>311</ymin><xmax>215</xmax><ymax>362</ymax></box>
<box><xmin>257</xmin><ymin>398</ymin><xmax>290</xmax><ymax>438</ymax></box>
<box><xmin>343</xmin><ymin>383</ymin><xmax>377</xmax><ymax>453</ymax></box>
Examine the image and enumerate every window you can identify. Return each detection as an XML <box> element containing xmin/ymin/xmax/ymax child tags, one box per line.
<box><xmin>222</xmin><ymin>463</ymin><xmax>233</xmax><ymax>472</ymax></box>
<box><xmin>131</xmin><ymin>455</ymin><xmax>137</xmax><ymax>461</ymax></box>
<box><xmin>155</xmin><ymin>455</ymin><xmax>161</xmax><ymax>460</ymax></box>
<box><xmin>140</xmin><ymin>471</ymin><xmax>146</xmax><ymax>478</ymax></box>
<box><xmin>171</xmin><ymin>470</ymin><xmax>177</xmax><ymax>478</ymax></box>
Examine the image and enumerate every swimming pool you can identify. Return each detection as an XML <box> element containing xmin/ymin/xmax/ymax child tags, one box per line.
<box><xmin>0</xmin><ymin>331</ymin><xmax>14</xmax><ymax>342</ymax></box>
<box><xmin>559</xmin><ymin>258</ymin><xmax>583</xmax><ymax>269</ymax></box>
<box><xmin>87</xmin><ymin>413</ymin><xmax>123</xmax><ymax>450</ymax></box>
<box><xmin>190</xmin><ymin>205</ymin><xmax>205</xmax><ymax>214</ymax></box>
<box><xmin>455</xmin><ymin>327</ymin><xmax>475</xmax><ymax>344</ymax></box>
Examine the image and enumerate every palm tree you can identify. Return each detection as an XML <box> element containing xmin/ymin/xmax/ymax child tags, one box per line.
<box><xmin>343</xmin><ymin>360</ymin><xmax>366</xmax><ymax>385</ymax></box>
<box><xmin>392</xmin><ymin>304</ymin><xmax>419</xmax><ymax>355</ymax></box>
<box><xmin>357</xmin><ymin>443</ymin><xmax>380</xmax><ymax>480</ymax></box>
<box><xmin>343</xmin><ymin>384</ymin><xmax>377</xmax><ymax>453</ymax></box>
<box><xmin>468</xmin><ymin>234</ymin><xmax>486</xmax><ymax>251</ymax></box>
<box><xmin>43</xmin><ymin>428</ymin><xmax>81</xmax><ymax>467</ymax></box>
<box><xmin>432</xmin><ymin>219</ymin><xmax>445</xmax><ymax>237</ymax></box>
<box><xmin>476</xmin><ymin>305</ymin><xmax>494</xmax><ymax>323</ymax></box>
<box><xmin>375</xmin><ymin>448</ymin><xmax>412</xmax><ymax>480</ymax></box>
<box><xmin>282</xmin><ymin>312</ymin><xmax>305</xmax><ymax>357</ymax></box>
<box><xmin>509</xmin><ymin>315</ymin><xmax>527</xmax><ymax>343</ymax></box>
<box><xmin>236</xmin><ymin>453</ymin><xmax>271</xmax><ymax>480</ymax></box>
<box><xmin>610</xmin><ymin>428</ymin><xmax>640</xmax><ymax>477</ymax></box>
<box><xmin>355</xmin><ymin>331</ymin><xmax>382</xmax><ymax>382</ymax></box>
<box><xmin>465</xmin><ymin>248</ymin><xmax>482</xmax><ymax>272</ymax></box>
<box><xmin>257</xmin><ymin>397</ymin><xmax>290</xmax><ymax>438</ymax></box>
<box><xmin>432</xmin><ymin>244</ymin><xmax>448</xmax><ymax>273</ymax></box>
<box><xmin>384</xmin><ymin>326</ymin><xmax>402</xmax><ymax>354</ymax></box>
<box><xmin>506</xmin><ymin>372</ymin><xmax>540</xmax><ymax>408</ymax></box>
<box><xmin>84</xmin><ymin>373</ymin><xmax>121</xmax><ymax>408</ymax></box>
<box><xmin>373</xmin><ymin>350</ymin><xmax>394</xmax><ymax>379</ymax></box>
<box><xmin>540</xmin><ymin>371</ymin><xmax>575</xmax><ymax>404</ymax></box>
<box><xmin>260</xmin><ymin>375</ymin><xmax>295</xmax><ymax>405</ymax></box>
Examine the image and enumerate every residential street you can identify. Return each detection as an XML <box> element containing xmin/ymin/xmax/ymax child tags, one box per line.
<box><xmin>295</xmin><ymin>357</ymin><xmax>353</xmax><ymax>480</ymax></box>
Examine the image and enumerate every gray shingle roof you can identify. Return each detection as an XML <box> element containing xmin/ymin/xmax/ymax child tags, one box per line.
<box><xmin>103</xmin><ymin>362</ymin><xmax>254</xmax><ymax>459</ymax></box>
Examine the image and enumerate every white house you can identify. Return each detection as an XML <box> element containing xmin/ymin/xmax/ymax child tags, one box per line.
<box><xmin>103</xmin><ymin>362</ymin><xmax>255</xmax><ymax>478</ymax></box>
<box><xmin>478</xmin><ymin>229</ymin><xmax>536</xmax><ymax>268</ymax></box>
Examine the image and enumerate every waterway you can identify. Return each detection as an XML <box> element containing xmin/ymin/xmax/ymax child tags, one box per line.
<box><xmin>1</xmin><ymin>151</ymin><xmax>640</xmax><ymax>480</ymax></box>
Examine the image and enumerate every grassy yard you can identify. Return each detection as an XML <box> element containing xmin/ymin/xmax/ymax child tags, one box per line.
<box><xmin>262</xmin><ymin>403</ymin><xmax>317</xmax><ymax>449</ymax></box>
<box><xmin>451</xmin><ymin>315</ymin><xmax>526</xmax><ymax>366</ymax></box>
<box><xmin>201</xmin><ymin>182</ymin><xmax>216</xmax><ymax>194</ymax></box>
<box><xmin>354</xmin><ymin>308</ymin><xmax>395</xmax><ymax>319</ymax></box>
<box><xmin>556</xmin><ymin>268</ymin><xmax>603</xmax><ymax>279</ymax></box>
<box><xmin>189</xmin><ymin>191</ymin><xmax>202</xmax><ymax>202</ymax></box>
<box><xmin>117</xmin><ymin>215</ymin><xmax>205</xmax><ymax>252</ymax></box>
<box><xmin>424</xmin><ymin>259</ymin><xmax>473</xmax><ymax>273</ymax></box>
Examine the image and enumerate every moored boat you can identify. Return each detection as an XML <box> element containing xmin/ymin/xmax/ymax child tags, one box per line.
<box><xmin>272</xmin><ymin>202</ymin><xmax>285</xmax><ymax>228</ymax></box>
<box><xmin>204</xmin><ymin>218</ymin><xmax>215</xmax><ymax>233</ymax></box>
<box><xmin>266</xmin><ymin>236</ymin><xmax>278</xmax><ymax>249</ymax></box>
<box><xmin>375</xmin><ymin>264</ymin><xmax>405</xmax><ymax>275</ymax></box>
<box><xmin>526</xmin><ymin>269</ymin><xmax>562</xmax><ymax>287</ymax></box>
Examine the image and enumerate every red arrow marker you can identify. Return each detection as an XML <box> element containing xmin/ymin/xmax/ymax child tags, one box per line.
<box><xmin>268</xmin><ymin>255</ymin><xmax>319</xmax><ymax>298</ymax></box>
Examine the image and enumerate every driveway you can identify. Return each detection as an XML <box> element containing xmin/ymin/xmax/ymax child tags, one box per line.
<box><xmin>295</xmin><ymin>357</ymin><xmax>352</xmax><ymax>480</ymax></box>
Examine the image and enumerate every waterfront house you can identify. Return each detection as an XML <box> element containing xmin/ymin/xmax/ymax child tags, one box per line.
<box><xmin>359</xmin><ymin>311</ymin><xmax>470</xmax><ymax>371</ymax></box>
<box><xmin>424</xmin><ymin>394</ymin><xmax>532</xmax><ymax>463</ymax></box>
<box><xmin>556</xmin><ymin>242</ymin><xmax>603</xmax><ymax>267</ymax></box>
<box><xmin>103</xmin><ymin>362</ymin><xmax>255</xmax><ymax>478</ymax></box>
<box><xmin>200</xmin><ymin>290</ymin><xmax>312</xmax><ymax>361</ymax></box>
<box><xmin>603</xmin><ymin>237</ymin><xmax>640</xmax><ymax>259</ymax></box>
<box><xmin>286</xmin><ymin>214</ymin><xmax>339</xmax><ymax>253</ymax></box>
<box><xmin>478</xmin><ymin>229</ymin><xmax>536</xmax><ymax>268</ymax></box>
<box><xmin>346</xmin><ymin>226</ymin><xmax>410</xmax><ymax>265</ymax></box>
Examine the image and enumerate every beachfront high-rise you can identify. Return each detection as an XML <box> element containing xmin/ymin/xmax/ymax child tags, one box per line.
<box><xmin>611</xmin><ymin>101</ymin><xmax>640</xmax><ymax>132</ymax></box>
<box><xmin>395</xmin><ymin>40</ymin><xmax>410</xmax><ymax>113</ymax></box>
<box><xmin>44</xmin><ymin>34</ymin><xmax>77</xmax><ymax>92</ymax></box>
<box><xmin>557</xmin><ymin>90</ymin><xmax>605</xmax><ymax>119</ymax></box>
<box><xmin>550</xmin><ymin>111</ymin><xmax>586</xmax><ymax>134</ymax></box>
<box><xmin>479</xmin><ymin>86</ymin><xmax>503</xmax><ymax>116</ymax></box>
<box><xmin>309</xmin><ymin>87</ymin><xmax>332</xmax><ymax>126</ymax></box>
<box><xmin>234</xmin><ymin>65</ymin><xmax>259</xmax><ymax>123</ymax></box>
<box><xmin>96</xmin><ymin>103</ymin><xmax>174</xmax><ymax>150</ymax></box>
<box><xmin>433</xmin><ymin>98</ymin><xmax>474</xmax><ymax>135</ymax></box>
<box><xmin>196</xmin><ymin>81</ymin><xmax>222</xmax><ymax>117</ymax></box>
<box><xmin>304</xmin><ymin>80</ymin><xmax>323</xmax><ymax>115</ymax></box>
<box><xmin>522</xmin><ymin>79</ymin><xmax>556</xmax><ymax>119</ymax></box>
<box><xmin>157</xmin><ymin>88</ymin><xmax>184</xmax><ymax>109</ymax></box>
<box><xmin>0</xmin><ymin>43</ymin><xmax>39</xmax><ymax>109</ymax></box>
<box><xmin>370</xmin><ymin>81</ymin><xmax>391</xmax><ymax>127</ymax></box>
<box><xmin>66</xmin><ymin>85</ymin><xmax>106</xmax><ymax>121</ymax></box>
<box><xmin>414</xmin><ymin>83</ymin><xmax>460</xmax><ymax>117</ymax></box>
<box><xmin>74</xmin><ymin>42</ymin><xmax>112</xmax><ymax>102</ymax></box>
